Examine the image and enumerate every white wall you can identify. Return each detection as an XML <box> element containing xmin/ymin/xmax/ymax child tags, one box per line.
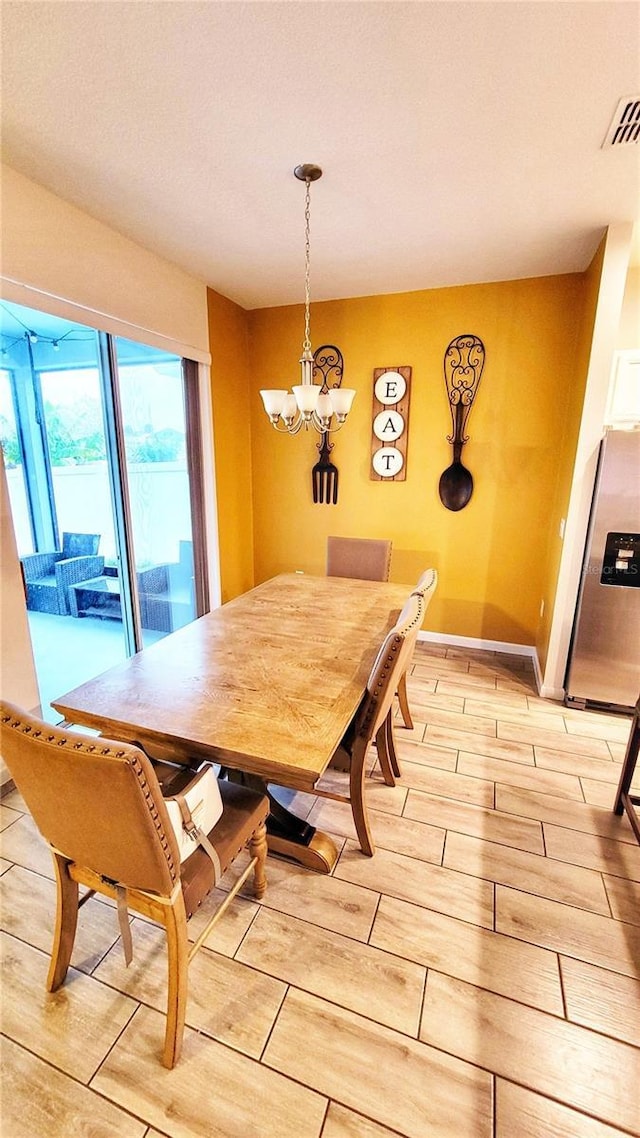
<box><xmin>0</xmin><ymin>452</ymin><xmax>41</xmax><ymax>784</ymax></box>
<box><xmin>617</xmin><ymin>265</ymin><xmax>640</xmax><ymax>352</ymax></box>
<box><xmin>541</xmin><ymin>223</ymin><xmax>634</xmax><ymax>699</ymax></box>
<box><xmin>0</xmin><ymin>165</ymin><xmax>220</xmax><ymax>781</ymax></box>
<box><xmin>1</xmin><ymin>164</ymin><xmax>210</xmax><ymax>362</ymax></box>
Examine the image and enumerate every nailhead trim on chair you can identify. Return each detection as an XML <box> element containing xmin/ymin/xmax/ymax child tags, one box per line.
<box><xmin>129</xmin><ymin>752</ymin><xmax>179</xmax><ymax>881</ymax></box>
<box><xmin>0</xmin><ymin>709</ymin><xmax>179</xmax><ymax>883</ymax></box>
<box><xmin>357</xmin><ymin>633</ymin><xmax>402</xmax><ymax>737</ymax></box>
<box><xmin>356</xmin><ymin>599</ymin><xmax>424</xmax><ymax>739</ymax></box>
<box><xmin>411</xmin><ymin>568</ymin><xmax>436</xmax><ymax>597</ymax></box>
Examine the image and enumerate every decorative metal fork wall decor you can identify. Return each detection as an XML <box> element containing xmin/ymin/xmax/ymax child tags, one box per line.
<box><xmin>438</xmin><ymin>334</ymin><xmax>485</xmax><ymax>512</ymax></box>
<box><xmin>311</xmin><ymin>345</ymin><xmax>344</xmax><ymax>504</ymax></box>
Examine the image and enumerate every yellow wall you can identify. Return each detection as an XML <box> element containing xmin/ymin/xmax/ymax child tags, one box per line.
<box><xmin>207</xmin><ymin>289</ymin><xmax>255</xmax><ymax>602</ymax></box>
<box><xmin>247</xmin><ymin>274</ymin><xmax>588</xmax><ymax>645</ymax></box>
<box><xmin>535</xmin><ymin>239</ymin><xmax>605</xmax><ymax>671</ymax></box>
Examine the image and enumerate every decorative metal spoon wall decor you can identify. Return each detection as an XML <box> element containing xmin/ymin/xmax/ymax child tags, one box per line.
<box><xmin>438</xmin><ymin>334</ymin><xmax>485</xmax><ymax>511</ymax></box>
<box><xmin>311</xmin><ymin>345</ymin><xmax>344</xmax><ymax>504</ymax></box>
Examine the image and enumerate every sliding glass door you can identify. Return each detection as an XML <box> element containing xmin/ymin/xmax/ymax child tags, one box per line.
<box><xmin>0</xmin><ymin>300</ymin><xmax>208</xmax><ymax>718</ymax></box>
<box><xmin>0</xmin><ymin>367</ymin><xmax>31</xmax><ymax>555</ymax></box>
<box><xmin>39</xmin><ymin>365</ymin><xmax>117</xmax><ymax>560</ymax></box>
<box><xmin>113</xmin><ymin>337</ymin><xmax>198</xmax><ymax>648</ymax></box>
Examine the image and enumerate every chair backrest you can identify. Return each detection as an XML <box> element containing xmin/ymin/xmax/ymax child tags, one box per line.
<box><xmin>412</xmin><ymin>568</ymin><xmax>438</xmax><ymax>607</ymax></box>
<box><xmin>327</xmin><ymin>536</ymin><xmax>392</xmax><ymax>582</ymax></box>
<box><xmin>61</xmin><ymin>532</ymin><xmax>101</xmax><ymax>558</ymax></box>
<box><xmin>355</xmin><ymin>593</ymin><xmax>424</xmax><ymax>741</ymax></box>
<box><xmin>138</xmin><ymin>564</ymin><xmax>170</xmax><ymax>593</ymax></box>
<box><xmin>0</xmin><ymin>702</ymin><xmax>180</xmax><ymax>895</ymax></box>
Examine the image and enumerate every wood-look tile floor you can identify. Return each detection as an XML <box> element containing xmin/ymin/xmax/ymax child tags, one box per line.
<box><xmin>1</xmin><ymin>643</ymin><xmax>639</xmax><ymax>1138</ymax></box>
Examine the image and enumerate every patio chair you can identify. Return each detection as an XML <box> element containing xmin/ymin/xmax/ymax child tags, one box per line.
<box><xmin>20</xmin><ymin>532</ymin><xmax>104</xmax><ymax>615</ymax></box>
<box><xmin>0</xmin><ymin>701</ymin><xmax>269</xmax><ymax>1068</ymax></box>
<box><xmin>137</xmin><ymin>557</ymin><xmax>195</xmax><ymax>634</ymax></box>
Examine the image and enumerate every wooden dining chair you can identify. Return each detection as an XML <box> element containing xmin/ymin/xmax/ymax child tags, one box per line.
<box><xmin>315</xmin><ymin>593</ymin><xmax>424</xmax><ymax>855</ymax></box>
<box><xmin>0</xmin><ymin>702</ymin><xmax>269</xmax><ymax>1068</ymax></box>
<box><xmin>326</xmin><ymin>536</ymin><xmax>392</xmax><ymax>582</ymax></box>
<box><xmin>613</xmin><ymin>694</ymin><xmax>640</xmax><ymax>844</ymax></box>
<box><xmin>396</xmin><ymin>568</ymin><xmax>438</xmax><ymax>730</ymax></box>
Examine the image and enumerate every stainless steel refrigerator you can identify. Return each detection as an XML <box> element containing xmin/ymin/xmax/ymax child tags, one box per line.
<box><xmin>565</xmin><ymin>429</ymin><xmax>640</xmax><ymax>713</ymax></box>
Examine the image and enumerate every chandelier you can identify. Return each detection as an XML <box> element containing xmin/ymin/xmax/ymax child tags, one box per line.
<box><xmin>260</xmin><ymin>165</ymin><xmax>356</xmax><ymax>435</ymax></box>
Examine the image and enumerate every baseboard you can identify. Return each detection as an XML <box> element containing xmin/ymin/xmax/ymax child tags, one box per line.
<box><xmin>417</xmin><ymin>630</ymin><xmax>549</xmax><ymax>698</ymax></box>
<box><xmin>417</xmin><ymin>629</ymin><xmax>537</xmax><ymax>657</ymax></box>
<box><xmin>539</xmin><ymin>683</ymin><xmax>566</xmax><ymax>701</ymax></box>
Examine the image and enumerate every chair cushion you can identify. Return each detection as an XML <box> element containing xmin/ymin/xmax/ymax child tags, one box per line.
<box><xmin>180</xmin><ymin>780</ymin><xmax>269</xmax><ymax>918</ymax></box>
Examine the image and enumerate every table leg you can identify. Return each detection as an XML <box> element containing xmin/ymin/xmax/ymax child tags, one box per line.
<box><xmin>223</xmin><ymin>770</ymin><xmax>338</xmax><ymax>873</ymax></box>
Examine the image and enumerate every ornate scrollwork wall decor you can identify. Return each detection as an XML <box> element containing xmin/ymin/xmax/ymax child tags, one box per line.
<box><xmin>438</xmin><ymin>335</ymin><xmax>485</xmax><ymax>511</ymax></box>
<box><xmin>311</xmin><ymin>345</ymin><xmax>344</xmax><ymax>504</ymax></box>
<box><xmin>313</xmin><ymin>344</ymin><xmax>344</xmax><ymax>394</ymax></box>
<box><xmin>443</xmin><ymin>334</ymin><xmax>485</xmax><ymax>442</ymax></box>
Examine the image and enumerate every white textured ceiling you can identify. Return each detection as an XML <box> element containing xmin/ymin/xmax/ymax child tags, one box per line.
<box><xmin>2</xmin><ymin>1</ymin><xmax>639</xmax><ymax>310</ymax></box>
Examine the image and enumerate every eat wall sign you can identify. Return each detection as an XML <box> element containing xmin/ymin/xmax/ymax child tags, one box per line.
<box><xmin>370</xmin><ymin>367</ymin><xmax>412</xmax><ymax>481</ymax></box>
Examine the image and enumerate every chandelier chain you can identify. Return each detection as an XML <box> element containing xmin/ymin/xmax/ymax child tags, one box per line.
<box><xmin>303</xmin><ymin>178</ymin><xmax>312</xmax><ymax>354</ymax></box>
<box><xmin>259</xmin><ymin>164</ymin><xmax>355</xmax><ymax>438</ymax></box>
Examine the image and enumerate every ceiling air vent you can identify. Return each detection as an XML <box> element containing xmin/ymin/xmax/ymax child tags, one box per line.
<box><xmin>602</xmin><ymin>96</ymin><xmax>640</xmax><ymax>147</ymax></box>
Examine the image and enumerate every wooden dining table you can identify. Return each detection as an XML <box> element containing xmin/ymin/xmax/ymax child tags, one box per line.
<box><xmin>52</xmin><ymin>573</ymin><xmax>411</xmax><ymax>873</ymax></box>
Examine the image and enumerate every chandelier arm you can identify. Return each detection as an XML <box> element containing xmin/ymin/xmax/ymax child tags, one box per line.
<box><xmin>325</xmin><ymin>418</ymin><xmax>348</xmax><ymax>436</ymax></box>
<box><xmin>270</xmin><ymin>415</ymin><xmax>306</xmax><ymax>436</ymax></box>
<box><xmin>271</xmin><ymin>419</ymin><xmax>294</xmax><ymax>434</ymax></box>
<box><xmin>309</xmin><ymin>412</ymin><xmax>348</xmax><ymax>436</ymax></box>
